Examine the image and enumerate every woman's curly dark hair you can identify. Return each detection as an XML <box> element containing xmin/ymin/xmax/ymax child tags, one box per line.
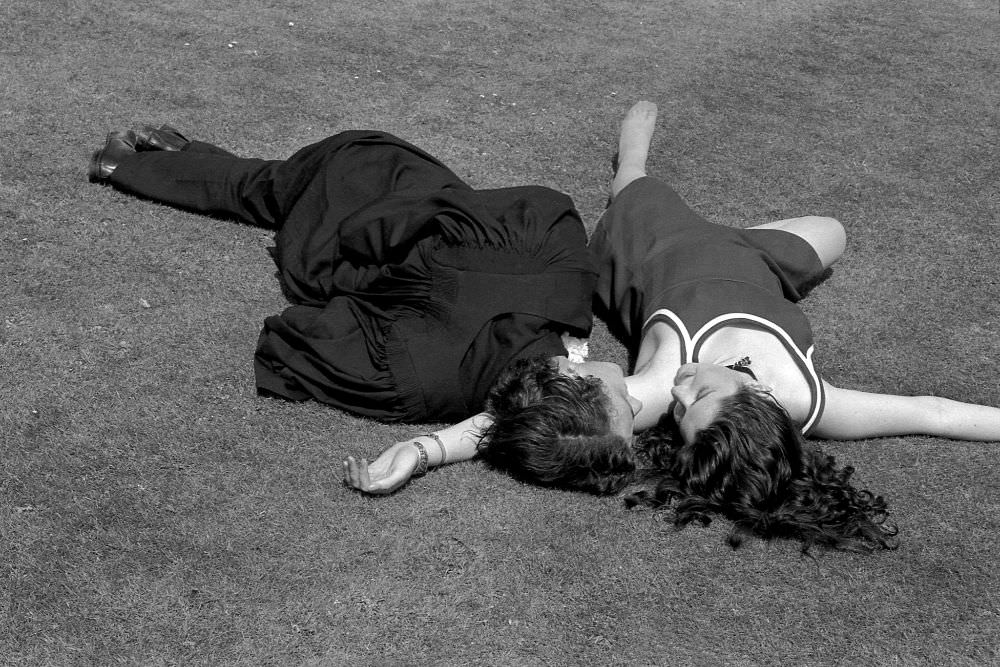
<box><xmin>481</xmin><ymin>355</ymin><xmax>636</xmax><ymax>495</ymax></box>
<box><xmin>626</xmin><ymin>386</ymin><xmax>898</xmax><ymax>553</ymax></box>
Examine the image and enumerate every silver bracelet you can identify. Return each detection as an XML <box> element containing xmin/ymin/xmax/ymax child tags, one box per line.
<box><xmin>411</xmin><ymin>441</ymin><xmax>429</xmax><ymax>476</ymax></box>
<box><xmin>423</xmin><ymin>433</ymin><xmax>447</xmax><ymax>466</ymax></box>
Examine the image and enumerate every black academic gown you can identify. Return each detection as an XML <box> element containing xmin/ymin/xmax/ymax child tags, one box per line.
<box><xmin>109</xmin><ymin>131</ymin><xmax>597</xmax><ymax>421</ymax></box>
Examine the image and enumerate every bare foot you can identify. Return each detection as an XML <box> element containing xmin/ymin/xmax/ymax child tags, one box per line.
<box><xmin>611</xmin><ymin>101</ymin><xmax>658</xmax><ymax>198</ymax></box>
<box><xmin>619</xmin><ymin>101</ymin><xmax>658</xmax><ymax>164</ymax></box>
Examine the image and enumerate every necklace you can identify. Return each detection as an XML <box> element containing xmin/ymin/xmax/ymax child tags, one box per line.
<box><xmin>725</xmin><ymin>356</ymin><xmax>757</xmax><ymax>381</ymax></box>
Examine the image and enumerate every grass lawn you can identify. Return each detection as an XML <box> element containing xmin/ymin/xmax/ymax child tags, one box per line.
<box><xmin>2</xmin><ymin>0</ymin><xmax>998</xmax><ymax>664</ymax></box>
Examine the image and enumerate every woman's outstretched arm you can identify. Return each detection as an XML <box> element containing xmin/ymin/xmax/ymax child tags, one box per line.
<box><xmin>814</xmin><ymin>382</ymin><xmax>1000</xmax><ymax>441</ymax></box>
<box><xmin>343</xmin><ymin>412</ymin><xmax>494</xmax><ymax>494</ymax></box>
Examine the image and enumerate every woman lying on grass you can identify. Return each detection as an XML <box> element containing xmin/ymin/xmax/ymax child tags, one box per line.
<box><xmin>346</xmin><ymin>101</ymin><xmax>1000</xmax><ymax>553</ymax></box>
<box><xmin>87</xmin><ymin>125</ymin><xmax>596</xmax><ymax>424</ymax></box>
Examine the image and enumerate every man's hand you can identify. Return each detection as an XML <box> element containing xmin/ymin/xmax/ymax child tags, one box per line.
<box><xmin>343</xmin><ymin>442</ymin><xmax>420</xmax><ymax>495</ymax></box>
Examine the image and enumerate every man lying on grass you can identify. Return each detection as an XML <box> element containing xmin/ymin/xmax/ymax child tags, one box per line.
<box><xmin>88</xmin><ymin>124</ymin><xmax>596</xmax><ymax>424</ymax></box>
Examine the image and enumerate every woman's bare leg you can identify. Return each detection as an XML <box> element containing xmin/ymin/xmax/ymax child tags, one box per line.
<box><xmin>611</xmin><ymin>101</ymin><xmax>658</xmax><ymax>200</ymax></box>
<box><xmin>747</xmin><ymin>216</ymin><xmax>847</xmax><ymax>269</ymax></box>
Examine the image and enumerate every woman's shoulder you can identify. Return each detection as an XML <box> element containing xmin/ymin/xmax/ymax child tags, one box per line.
<box><xmin>701</xmin><ymin>323</ymin><xmax>823</xmax><ymax>431</ymax></box>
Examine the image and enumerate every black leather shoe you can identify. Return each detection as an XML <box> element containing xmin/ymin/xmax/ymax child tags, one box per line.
<box><xmin>135</xmin><ymin>124</ymin><xmax>189</xmax><ymax>152</ymax></box>
<box><xmin>88</xmin><ymin>131</ymin><xmax>138</xmax><ymax>182</ymax></box>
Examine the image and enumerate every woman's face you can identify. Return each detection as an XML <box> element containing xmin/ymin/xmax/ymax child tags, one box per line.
<box><xmin>556</xmin><ymin>357</ymin><xmax>641</xmax><ymax>439</ymax></box>
<box><xmin>670</xmin><ymin>363</ymin><xmax>757</xmax><ymax>443</ymax></box>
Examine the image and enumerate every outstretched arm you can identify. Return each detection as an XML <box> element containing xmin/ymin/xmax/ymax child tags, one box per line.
<box><xmin>343</xmin><ymin>412</ymin><xmax>494</xmax><ymax>494</ymax></box>
<box><xmin>814</xmin><ymin>381</ymin><xmax>1000</xmax><ymax>441</ymax></box>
